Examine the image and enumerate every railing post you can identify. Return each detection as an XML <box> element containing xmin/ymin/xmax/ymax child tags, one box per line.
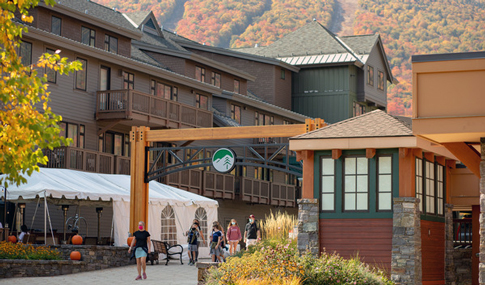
<box><xmin>65</xmin><ymin>147</ymin><xmax>71</xmax><ymax>170</ymax></box>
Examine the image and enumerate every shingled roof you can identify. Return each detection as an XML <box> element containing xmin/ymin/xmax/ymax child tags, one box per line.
<box><xmin>292</xmin><ymin>110</ymin><xmax>413</xmax><ymax>140</ymax></box>
<box><xmin>340</xmin><ymin>34</ymin><xmax>379</xmax><ymax>55</ymax></box>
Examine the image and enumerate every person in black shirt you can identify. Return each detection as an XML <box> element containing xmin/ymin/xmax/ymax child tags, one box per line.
<box><xmin>244</xmin><ymin>214</ymin><xmax>260</xmax><ymax>249</ymax></box>
<box><xmin>128</xmin><ymin>221</ymin><xmax>151</xmax><ymax>280</ymax></box>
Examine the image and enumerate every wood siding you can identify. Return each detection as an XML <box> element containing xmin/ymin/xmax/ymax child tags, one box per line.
<box><xmin>421</xmin><ymin>220</ymin><xmax>445</xmax><ymax>283</ymax></box>
<box><xmin>320</xmin><ymin>219</ymin><xmax>392</xmax><ymax>271</ymax></box>
<box><xmin>362</xmin><ymin>45</ymin><xmax>387</xmax><ymax>107</ymax></box>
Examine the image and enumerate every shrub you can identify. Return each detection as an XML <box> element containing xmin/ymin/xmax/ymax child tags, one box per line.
<box><xmin>0</xmin><ymin>241</ymin><xmax>61</xmax><ymax>260</ymax></box>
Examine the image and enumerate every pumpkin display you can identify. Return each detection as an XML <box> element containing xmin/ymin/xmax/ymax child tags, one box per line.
<box><xmin>8</xmin><ymin>235</ymin><xmax>17</xmax><ymax>243</ymax></box>
<box><xmin>72</xmin><ymin>234</ymin><xmax>83</xmax><ymax>245</ymax></box>
<box><xmin>127</xmin><ymin>236</ymin><xmax>134</xmax><ymax>247</ymax></box>
<box><xmin>70</xmin><ymin>251</ymin><xmax>81</xmax><ymax>261</ymax></box>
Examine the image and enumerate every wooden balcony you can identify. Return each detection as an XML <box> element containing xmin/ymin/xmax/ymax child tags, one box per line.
<box><xmin>241</xmin><ymin>177</ymin><xmax>270</xmax><ymax>204</ymax></box>
<box><xmin>204</xmin><ymin>171</ymin><xmax>235</xmax><ymax>199</ymax></box>
<box><xmin>271</xmin><ymin>183</ymin><xmax>296</xmax><ymax>207</ymax></box>
<box><xmin>42</xmin><ymin>147</ymin><xmax>130</xmax><ymax>175</ymax></box>
<box><xmin>96</xmin><ymin>90</ymin><xmax>213</xmax><ymax>129</ymax></box>
<box><xmin>167</xmin><ymin>169</ymin><xmax>203</xmax><ymax>195</ymax></box>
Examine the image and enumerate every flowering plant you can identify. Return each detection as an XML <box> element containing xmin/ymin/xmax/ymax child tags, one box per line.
<box><xmin>0</xmin><ymin>241</ymin><xmax>61</xmax><ymax>260</ymax></box>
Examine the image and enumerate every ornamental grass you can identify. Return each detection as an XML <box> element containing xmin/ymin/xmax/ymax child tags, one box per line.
<box><xmin>0</xmin><ymin>241</ymin><xmax>61</xmax><ymax>260</ymax></box>
<box><xmin>259</xmin><ymin>210</ymin><xmax>297</xmax><ymax>242</ymax></box>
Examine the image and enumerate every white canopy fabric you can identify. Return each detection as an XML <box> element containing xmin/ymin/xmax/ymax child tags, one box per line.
<box><xmin>2</xmin><ymin>168</ymin><xmax>218</xmax><ymax>254</ymax></box>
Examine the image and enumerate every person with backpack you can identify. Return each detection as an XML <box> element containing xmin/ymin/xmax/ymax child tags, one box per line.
<box><xmin>187</xmin><ymin>220</ymin><xmax>203</xmax><ymax>266</ymax></box>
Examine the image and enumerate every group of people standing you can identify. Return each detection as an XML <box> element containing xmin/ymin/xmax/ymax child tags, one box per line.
<box><xmin>127</xmin><ymin>215</ymin><xmax>261</xmax><ymax>280</ymax></box>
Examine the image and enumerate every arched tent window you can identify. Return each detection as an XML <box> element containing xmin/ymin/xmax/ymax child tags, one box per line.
<box><xmin>195</xmin><ymin>207</ymin><xmax>208</xmax><ymax>247</ymax></box>
<box><xmin>161</xmin><ymin>205</ymin><xmax>176</xmax><ymax>245</ymax></box>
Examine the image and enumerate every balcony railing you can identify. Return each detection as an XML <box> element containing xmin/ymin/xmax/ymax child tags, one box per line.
<box><xmin>271</xmin><ymin>183</ymin><xmax>296</xmax><ymax>207</ymax></box>
<box><xmin>96</xmin><ymin>90</ymin><xmax>212</xmax><ymax>128</ymax></box>
<box><xmin>453</xmin><ymin>218</ymin><xmax>472</xmax><ymax>246</ymax></box>
<box><xmin>204</xmin><ymin>171</ymin><xmax>235</xmax><ymax>199</ymax></box>
<box><xmin>42</xmin><ymin>147</ymin><xmax>130</xmax><ymax>175</ymax></box>
<box><xmin>241</xmin><ymin>177</ymin><xmax>270</xmax><ymax>204</ymax></box>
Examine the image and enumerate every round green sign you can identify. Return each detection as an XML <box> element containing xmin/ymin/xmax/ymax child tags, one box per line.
<box><xmin>212</xmin><ymin>148</ymin><xmax>236</xmax><ymax>173</ymax></box>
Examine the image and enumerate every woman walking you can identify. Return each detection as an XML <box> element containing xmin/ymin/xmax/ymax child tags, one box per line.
<box><xmin>226</xmin><ymin>219</ymin><xmax>241</xmax><ymax>255</ymax></box>
<box><xmin>128</xmin><ymin>221</ymin><xmax>151</xmax><ymax>280</ymax></box>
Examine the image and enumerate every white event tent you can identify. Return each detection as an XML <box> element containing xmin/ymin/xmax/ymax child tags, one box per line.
<box><xmin>1</xmin><ymin>168</ymin><xmax>218</xmax><ymax>255</ymax></box>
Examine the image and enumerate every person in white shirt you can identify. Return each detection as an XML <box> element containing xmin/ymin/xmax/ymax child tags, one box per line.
<box><xmin>18</xmin><ymin>225</ymin><xmax>28</xmax><ymax>243</ymax></box>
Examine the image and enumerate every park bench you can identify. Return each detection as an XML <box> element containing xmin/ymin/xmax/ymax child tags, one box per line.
<box><xmin>150</xmin><ymin>239</ymin><xmax>184</xmax><ymax>265</ymax></box>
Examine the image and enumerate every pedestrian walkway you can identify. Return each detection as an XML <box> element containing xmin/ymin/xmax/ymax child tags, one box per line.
<box><xmin>0</xmin><ymin>261</ymin><xmax>204</xmax><ymax>285</ymax></box>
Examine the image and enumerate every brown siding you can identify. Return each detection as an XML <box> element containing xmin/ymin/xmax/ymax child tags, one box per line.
<box><xmin>274</xmin><ymin>66</ymin><xmax>292</xmax><ymax>110</ymax></box>
<box><xmin>421</xmin><ymin>220</ymin><xmax>445</xmax><ymax>283</ymax></box>
<box><xmin>144</xmin><ymin>52</ymin><xmax>186</xmax><ymax>75</ymax></box>
<box><xmin>320</xmin><ymin>219</ymin><xmax>392</xmax><ymax>271</ymax></box>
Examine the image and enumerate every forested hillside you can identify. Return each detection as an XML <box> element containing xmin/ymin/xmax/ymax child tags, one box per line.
<box><xmin>92</xmin><ymin>0</ymin><xmax>485</xmax><ymax>116</ymax></box>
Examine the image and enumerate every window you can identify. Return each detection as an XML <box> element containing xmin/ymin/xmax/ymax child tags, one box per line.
<box><xmin>415</xmin><ymin>158</ymin><xmax>423</xmax><ymax>212</ymax></box>
<box><xmin>173</xmin><ymin>87</ymin><xmax>178</xmax><ymax>101</ymax></box>
<box><xmin>196</xmin><ymin>66</ymin><xmax>205</xmax><ymax>82</ymax></box>
<box><xmin>231</xmin><ymin>104</ymin><xmax>241</xmax><ymax>124</ymax></box>
<box><xmin>75</xmin><ymin>58</ymin><xmax>87</xmax><ymax>90</ymax></box>
<box><xmin>353</xmin><ymin>102</ymin><xmax>365</xmax><ymax>117</ymax></box>
<box><xmin>425</xmin><ymin>161</ymin><xmax>435</xmax><ymax>214</ymax></box>
<box><xmin>211</xmin><ymin>72</ymin><xmax>221</xmax><ymax>87</ymax></box>
<box><xmin>377</xmin><ymin>156</ymin><xmax>392</xmax><ymax>211</ymax></box>
<box><xmin>46</xmin><ymin>48</ymin><xmax>57</xmax><ymax>83</ymax></box>
<box><xmin>280</xmin><ymin>68</ymin><xmax>285</xmax><ymax>79</ymax></box>
<box><xmin>321</xmin><ymin>158</ymin><xmax>335</xmax><ymax>211</ymax></box>
<box><xmin>81</xmin><ymin>27</ymin><xmax>96</xmax><ymax>47</ymax></box>
<box><xmin>123</xmin><ymin>71</ymin><xmax>134</xmax><ymax>89</ymax></box>
<box><xmin>437</xmin><ymin>164</ymin><xmax>444</xmax><ymax>215</ymax></box>
<box><xmin>114</xmin><ymin>134</ymin><xmax>123</xmax><ymax>156</ymax></box>
<box><xmin>161</xmin><ymin>206</ymin><xmax>177</xmax><ymax>245</ymax></box>
<box><xmin>20</xmin><ymin>41</ymin><xmax>32</xmax><ymax>68</ymax></box>
<box><xmin>367</xmin><ymin>65</ymin><xmax>374</xmax><ymax>86</ymax></box>
<box><xmin>104</xmin><ymin>35</ymin><xmax>118</xmax><ymax>53</ymax></box>
<box><xmin>51</xmin><ymin>16</ymin><xmax>61</xmax><ymax>35</ymax></box>
<box><xmin>99</xmin><ymin>131</ymin><xmax>129</xmax><ymax>156</ymax></box>
<box><xmin>196</xmin><ymin>94</ymin><xmax>208</xmax><ymax>109</ymax></box>
<box><xmin>234</xmin><ymin>79</ymin><xmax>240</xmax><ymax>93</ymax></box>
<box><xmin>100</xmin><ymin>66</ymin><xmax>110</xmax><ymax>91</ymax></box>
<box><xmin>255</xmin><ymin>112</ymin><xmax>274</xmax><ymax>143</ymax></box>
<box><xmin>124</xmin><ymin>134</ymin><xmax>130</xmax><ymax>157</ymax></box>
<box><xmin>378</xmin><ymin>70</ymin><xmax>385</xmax><ymax>91</ymax></box>
<box><xmin>151</xmin><ymin>80</ymin><xmax>178</xmax><ymax>101</ymax></box>
<box><xmin>344</xmin><ymin>157</ymin><xmax>368</xmax><ymax>211</ymax></box>
<box><xmin>59</xmin><ymin>122</ymin><xmax>79</xmax><ymax>147</ymax></box>
<box><xmin>194</xmin><ymin>207</ymin><xmax>208</xmax><ymax>247</ymax></box>
<box><xmin>79</xmin><ymin>125</ymin><xmax>85</xmax><ymax>149</ymax></box>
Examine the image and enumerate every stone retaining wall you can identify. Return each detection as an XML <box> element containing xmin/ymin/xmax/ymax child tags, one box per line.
<box><xmin>0</xmin><ymin>244</ymin><xmax>133</xmax><ymax>278</ymax></box>
<box><xmin>297</xmin><ymin>198</ymin><xmax>319</xmax><ymax>255</ymax></box>
<box><xmin>454</xmin><ymin>248</ymin><xmax>472</xmax><ymax>285</ymax></box>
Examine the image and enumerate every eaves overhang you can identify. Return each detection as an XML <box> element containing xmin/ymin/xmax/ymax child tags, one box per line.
<box><xmin>24</xmin><ymin>27</ymin><xmax>221</xmax><ymax>95</ymax></box>
<box><xmin>38</xmin><ymin>3</ymin><xmax>143</xmax><ymax>40</ymax></box>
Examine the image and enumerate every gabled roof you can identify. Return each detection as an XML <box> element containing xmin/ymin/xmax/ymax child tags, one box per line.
<box><xmin>124</xmin><ymin>11</ymin><xmax>152</xmax><ymax>28</ymax></box>
<box><xmin>340</xmin><ymin>34</ymin><xmax>380</xmax><ymax>55</ymax></box>
<box><xmin>292</xmin><ymin>110</ymin><xmax>412</xmax><ymax>140</ymax></box>
<box><xmin>41</xmin><ymin>0</ymin><xmax>142</xmax><ymax>39</ymax></box>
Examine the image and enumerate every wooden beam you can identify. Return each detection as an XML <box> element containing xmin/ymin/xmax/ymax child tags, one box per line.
<box><xmin>145</xmin><ymin>124</ymin><xmax>308</xmax><ymax>142</ymax></box>
<box><xmin>435</xmin><ymin>156</ymin><xmax>446</xmax><ymax>166</ymax></box>
<box><xmin>97</xmin><ymin>119</ymin><xmax>122</xmax><ymax>136</ymax></box>
<box><xmin>442</xmin><ymin>142</ymin><xmax>480</xmax><ymax>178</ymax></box>
<box><xmin>366</xmin><ymin>148</ymin><xmax>376</xmax><ymax>159</ymax></box>
<box><xmin>399</xmin><ymin>148</ymin><xmax>415</xmax><ymax>197</ymax></box>
<box><xmin>332</xmin><ymin>149</ymin><xmax>342</xmax><ymax>160</ymax></box>
<box><xmin>413</xmin><ymin>148</ymin><xmax>423</xmax><ymax>159</ymax></box>
<box><xmin>300</xmin><ymin>150</ymin><xmax>314</xmax><ymax>199</ymax></box>
<box><xmin>423</xmin><ymin>152</ymin><xmax>435</xmax><ymax>162</ymax></box>
<box><xmin>445</xmin><ymin>159</ymin><xmax>456</xmax><ymax>169</ymax></box>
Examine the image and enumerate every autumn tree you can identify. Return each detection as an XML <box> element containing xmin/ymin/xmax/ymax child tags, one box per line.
<box><xmin>0</xmin><ymin>0</ymin><xmax>81</xmax><ymax>187</ymax></box>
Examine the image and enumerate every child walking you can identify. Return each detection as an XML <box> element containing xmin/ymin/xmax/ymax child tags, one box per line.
<box><xmin>210</xmin><ymin>222</ymin><xmax>223</xmax><ymax>262</ymax></box>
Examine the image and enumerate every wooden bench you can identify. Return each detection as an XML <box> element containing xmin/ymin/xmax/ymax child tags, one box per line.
<box><xmin>151</xmin><ymin>239</ymin><xmax>183</xmax><ymax>265</ymax></box>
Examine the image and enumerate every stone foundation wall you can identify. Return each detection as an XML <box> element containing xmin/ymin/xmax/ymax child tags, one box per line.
<box><xmin>454</xmin><ymin>248</ymin><xmax>472</xmax><ymax>285</ymax></box>
<box><xmin>297</xmin><ymin>198</ymin><xmax>319</xmax><ymax>255</ymax></box>
<box><xmin>0</xmin><ymin>245</ymin><xmax>132</xmax><ymax>278</ymax></box>
<box><xmin>445</xmin><ymin>204</ymin><xmax>456</xmax><ymax>285</ymax></box>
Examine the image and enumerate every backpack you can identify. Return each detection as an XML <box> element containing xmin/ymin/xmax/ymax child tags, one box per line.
<box><xmin>187</xmin><ymin>228</ymin><xmax>197</xmax><ymax>244</ymax></box>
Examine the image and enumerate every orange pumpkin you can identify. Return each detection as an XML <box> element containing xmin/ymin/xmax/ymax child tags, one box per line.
<box><xmin>127</xmin><ymin>236</ymin><xmax>134</xmax><ymax>247</ymax></box>
<box><xmin>70</xmin><ymin>251</ymin><xmax>81</xmax><ymax>261</ymax></box>
<box><xmin>72</xmin><ymin>234</ymin><xmax>83</xmax><ymax>245</ymax></box>
<box><xmin>8</xmin><ymin>235</ymin><xmax>17</xmax><ymax>243</ymax></box>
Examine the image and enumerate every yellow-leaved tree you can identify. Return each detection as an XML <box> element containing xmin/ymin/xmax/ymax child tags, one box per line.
<box><xmin>0</xmin><ymin>0</ymin><xmax>81</xmax><ymax>187</ymax></box>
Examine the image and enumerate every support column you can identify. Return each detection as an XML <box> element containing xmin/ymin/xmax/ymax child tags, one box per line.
<box><xmin>479</xmin><ymin>137</ymin><xmax>485</xmax><ymax>284</ymax></box>
<box><xmin>297</xmin><ymin>198</ymin><xmax>319</xmax><ymax>255</ymax></box>
<box><xmin>391</xmin><ymin>197</ymin><xmax>422</xmax><ymax>285</ymax></box>
<box><xmin>445</xmin><ymin>204</ymin><xmax>456</xmax><ymax>285</ymax></box>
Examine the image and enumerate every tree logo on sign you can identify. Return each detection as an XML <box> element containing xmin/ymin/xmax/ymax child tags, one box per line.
<box><xmin>212</xmin><ymin>148</ymin><xmax>236</xmax><ymax>173</ymax></box>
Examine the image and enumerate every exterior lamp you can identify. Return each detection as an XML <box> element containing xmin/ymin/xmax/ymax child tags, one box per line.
<box><xmin>96</xmin><ymin>207</ymin><xmax>103</xmax><ymax>244</ymax></box>
<box><xmin>62</xmin><ymin>205</ymin><xmax>69</xmax><ymax>243</ymax></box>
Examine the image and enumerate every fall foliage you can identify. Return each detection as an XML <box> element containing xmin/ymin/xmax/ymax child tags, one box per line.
<box><xmin>0</xmin><ymin>0</ymin><xmax>81</xmax><ymax>187</ymax></box>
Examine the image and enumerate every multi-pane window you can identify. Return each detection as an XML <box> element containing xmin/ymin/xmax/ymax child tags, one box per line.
<box><xmin>104</xmin><ymin>35</ymin><xmax>118</xmax><ymax>53</ymax></box>
<box><xmin>367</xmin><ymin>65</ymin><xmax>374</xmax><ymax>86</ymax></box>
<box><xmin>99</xmin><ymin>131</ymin><xmax>129</xmax><ymax>156</ymax></box>
<box><xmin>196</xmin><ymin>94</ymin><xmax>208</xmax><ymax>109</ymax></box>
<box><xmin>321</xmin><ymin>158</ymin><xmax>335</xmax><ymax>211</ymax></box>
<box><xmin>211</xmin><ymin>72</ymin><xmax>221</xmax><ymax>87</ymax></box>
<box><xmin>196</xmin><ymin>66</ymin><xmax>205</xmax><ymax>82</ymax></box>
<box><xmin>415</xmin><ymin>158</ymin><xmax>423</xmax><ymax>212</ymax></box>
<box><xmin>437</xmin><ymin>164</ymin><xmax>444</xmax><ymax>215</ymax></box>
<box><xmin>195</xmin><ymin>207</ymin><xmax>208</xmax><ymax>247</ymax></box>
<box><xmin>123</xmin><ymin>71</ymin><xmax>134</xmax><ymax>89</ymax></box>
<box><xmin>161</xmin><ymin>206</ymin><xmax>177</xmax><ymax>245</ymax></box>
<box><xmin>46</xmin><ymin>48</ymin><xmax>57</xmax><ymax>83</ymax></box>
<box><xmin>378</xmin><ymin>70</ymin><xmax>385</xmax><ymax>91</ymax></box>
<box><xmin>377</xmin><ymin>156</ymin><xmax>392</xmax><ymax>211</ymax></box>
<box><xmin>79</xmin><ymin>125</ymin><xmax>85</xmax><ymax>149</ymax></box>
<box><xmin>51</xmin><ymin>16</ymin><xmax>61</xmax><ymax>35</ymax></box>
<box><xmin>75</xmin><ymin>58</ymin><xmax>87</xmax><ymax>90</ymax></box>
<box><xmin>150</xmin><ymin>80</ymin><xmax>177</xmax><ymax>101</ymax></box>
<box><xmin>231</xmin><ymin>104</ymin><xmax>241</xmax><ymax>124</ymax></box>
<box><xmin>425</xmin><ymin>161</ymin><xmax>435</xmax><ymax>214</ymax></box>
<box><xmin>20</xmin><ymin>41</ymin><xmax>32</xmax><ymax>68</ymax></box>
<box><xmin>234</xmin><ymin>79</ymin><xmax>240</xmax><ymax>93</ymax></box>
<box><xmin>59</xmin><ymin>122</ymin><xmax>81</xmax><ymax>148</ymax></box>
<box><xmin>344</xmin><ymin>157</ymin><xmax>368</xmax><ymax>211</ymax></box>
<box><xmin>81</xmin><ymin>27</ymin><xmax>96</xmax><ymax>47</ymax></box>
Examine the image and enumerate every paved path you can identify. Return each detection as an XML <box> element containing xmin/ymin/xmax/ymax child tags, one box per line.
<box><xmin>0</xmin><ymin>261</ymin><xmax>202</xmax><ymax>285</ymax></box>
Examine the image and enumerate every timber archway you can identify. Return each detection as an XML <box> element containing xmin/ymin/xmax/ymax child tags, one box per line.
<box><xmin>128</xmin><ymin>119</ymin><xmax>325</xmax><ymax>234</ymax></box>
